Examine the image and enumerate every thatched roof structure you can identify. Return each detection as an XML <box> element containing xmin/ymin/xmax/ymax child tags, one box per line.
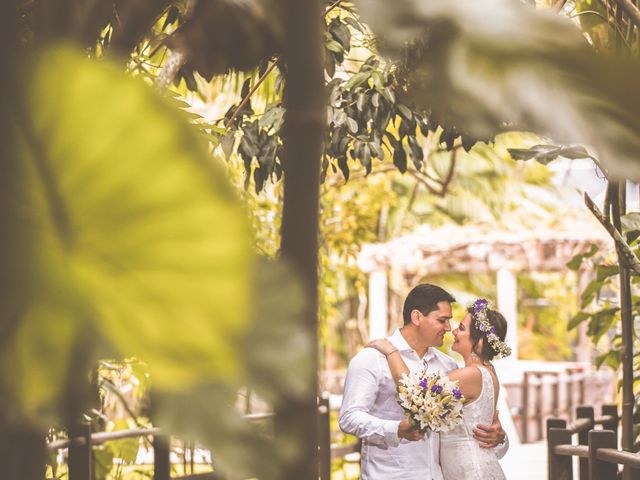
<box><xmin>358</xmin><ymin>214</ymin><xmax>612</xmax><ymax>276</ymax></box>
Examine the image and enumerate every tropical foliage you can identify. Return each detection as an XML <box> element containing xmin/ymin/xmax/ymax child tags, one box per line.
<box><xmin>566</xmin><ymin>226</ymin><xmax>640</xmax><ymax>448</ymax></box>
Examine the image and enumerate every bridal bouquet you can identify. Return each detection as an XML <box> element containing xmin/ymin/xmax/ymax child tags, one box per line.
<box><xmin>397</xmin><ymin>371</ymin><xmax>465</xmax><ymax>434</ymax></box>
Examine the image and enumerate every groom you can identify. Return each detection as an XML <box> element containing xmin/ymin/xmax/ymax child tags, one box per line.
<box><xmin>339</xmin><ymin>284</ymin><xmax>508</xmax><ymax>479</ymax></box>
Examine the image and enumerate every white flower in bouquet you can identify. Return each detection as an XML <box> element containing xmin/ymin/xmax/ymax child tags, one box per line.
<box><xmin>397</xmin><ymin>371</ymin><xmax>465</xmax><ymax>434</ymax></box>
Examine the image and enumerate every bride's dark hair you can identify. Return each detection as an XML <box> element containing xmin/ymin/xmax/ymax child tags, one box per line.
<box><xmin>467</xmin><ymin>307</ymin><xmax>508</xmax><ymax>361</ymax></box>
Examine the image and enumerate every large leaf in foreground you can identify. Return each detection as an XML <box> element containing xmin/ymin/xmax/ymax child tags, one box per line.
<box><xmin>354</xmin><ymin>0</ymin><xmax>640</xmax><ymax>178</ymax></box>
<box><xmin>0</xmin><ymin>46</ymin><xmax>252</xmax><ymax>419</ymax></box>
<box><xmin>154</xmin><ymin>259</ymin><xmax>312</xmax><ymax>479</ymax></box>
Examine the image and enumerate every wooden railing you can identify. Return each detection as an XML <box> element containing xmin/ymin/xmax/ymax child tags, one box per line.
<box><xmin>547</xmin><ymin>405</ymin><xmax>640</xmax><ymax>480</ymax></box>
<box><xmin>47</xmin><ymin>394</ymin><xmax>358</xmax><ymax>480</ymax></box>
<box><xmin>511</xmin><ymin>367</ymin><xmax>613</xmax><ymax>443</ymax></box>
<box><xmin>49</xmin><ymin>423</ymin><xmax>227</xmax><ymax>480</ymax></box>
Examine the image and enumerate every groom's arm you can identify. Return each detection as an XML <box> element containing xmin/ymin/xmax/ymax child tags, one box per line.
<box><xmin>473</xmin><ymin>411</ymin><xmax>509</xmax><ymax>458</ymax></box>
<box><xmin>494</xmin><ymin>434</ymin><xmax>509</xmax><ymax>459</ymax></box>
<box><xmin>338</xmin><ymin>350</ymin><xmax>403</xmax><ymax>448</ymax></box>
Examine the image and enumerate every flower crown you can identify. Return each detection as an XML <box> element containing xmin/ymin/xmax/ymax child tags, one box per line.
<box><xmin>470</xmin><ymin>298</ymin><xmax>512</xmax><ymax>359</ymax></box>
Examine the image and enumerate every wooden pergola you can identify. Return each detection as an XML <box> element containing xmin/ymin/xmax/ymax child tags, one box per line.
<box><xmin>357</xmin><ymin>214</ymin><xmax>612</xmax><ymax>360</ymax></box>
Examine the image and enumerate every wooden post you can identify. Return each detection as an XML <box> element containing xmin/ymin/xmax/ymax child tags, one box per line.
<box><xmin>154</xmin><ymin>435</ymin><xmax>171</xmax><ymax>480</ymax></box>
<box><xmin>548</xmin><ymin>427</ymin><xmax>573</xmax><ymax>480</ymax></box>
<box><xmin>318</xmin><ymin>394</ymin><xmax>331</xmax><ymax>480</ymax></box>
<box><xmin>68</xmin><ymin>422</ymin><xmax>93</xmax><ymax>480</ymax></box>
<box><xmin>566</xmin><ymin>370</ymin><xmax>574</xmax><ymax>422</ymax></box>
<box><xmin>588</xmin><ymin>430</ymin><xmax>618</xmax><ymax>480</ymax></box>
<box><xmin>601</xmin><ymin>404</ymin><xmax>619</xmax><ymax>439</ymax></box>
<box><xmin>522</xmin><ymin>371</ymin><xmax>529</xmax><ymax>443</ymax></box>
<box><xmin>535</xmin><ymin>373</ymin><xmax>544</xmax><ymax>441</ymax></box>
<box><xmin>182</xmin><ymin>439</ymin><xmax>188</xmax><ymax>476</ymax></box>
<box><xmin>576</xmin><ymin>406</ymin><xmax>594</xmax><ymax>480</ymax></box>
<box><xmin>0</xmin><ymin>420</ymin><xmax>46</xmax><ymax>480</ymax></box>
<box><xmin>578</xmin><ymin>373</ymin><xmax>585</xmax><ymax>406</ymax></box>
<box><xmin>189</xmin><ymin>440</ymin><xmax>195</xmax><ymax>474</ymax></box>
<box><xmin>552</xmin><ymin>372</ymin><xmax>560</xmax><ymax>417</ymax></box>
<box><xmin>546</xmin><ymin>417</ymin><xmax>566</xmax><ymax>439</ymax></box>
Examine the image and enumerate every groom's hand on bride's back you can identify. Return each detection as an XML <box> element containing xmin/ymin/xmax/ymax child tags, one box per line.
<box><xmin>398</xmin><ymin>419</ymin><xmax>424</xmax><ymax>441</ymax></box>
<box><xmin>473</xmin><ymin>410</ymin><xmax>506</xmax><ymax>448</ymax></box>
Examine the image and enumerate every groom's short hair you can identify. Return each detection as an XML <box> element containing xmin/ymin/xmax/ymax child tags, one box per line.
<box><xmin>402</xmin><ymin>284</ymin><xmax>456</xmax><ymax>325</ymax></box>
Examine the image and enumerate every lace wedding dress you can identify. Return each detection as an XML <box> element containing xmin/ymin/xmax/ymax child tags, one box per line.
<box><xmin>440</xmin><ymin>365</ymin><xmax>507</xmax><ymax>480</ymax></box>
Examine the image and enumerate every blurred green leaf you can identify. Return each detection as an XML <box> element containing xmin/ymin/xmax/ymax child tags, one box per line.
<box><xmin>354</xmin><ymin>0</ymin><xmax>640</xmax><ymax>178</ymax></box>
<box><xmin>0</xmin><ymin>45</ymin><xmax>252</xmax><ymax>420</ymax></box>
<box><xmin>153</xmin><ymin>257</ymin><xmax>311</xmax><ymax>479</ymax></box>
<box><xmin>109</xmin><ymin>436</ymin><xmax>139</xmax><ymax>464</ymax></box>
<box><xmin>93</xmin><ymin>446</ymin><xmax>115</xmax><ymax>480</ymax></box>
<box><xmin>622</xmin><ymin>212</ymin><xmax>640</xmax><ymax>235</ymax></box>
<box><xmin>566</xmin><ymin>243</ymin><xmax>599</xmax><ymax>270</ymax></box>
<box><xmin>595</xmin><ymin>349</ymin><xmax>621</xmax><ymax>370</ymax></box>
<box><xmin>581</xmin><ymin>279</ymin><xmax>605</xmax><ymax>308</ymax></box>
<box><xmin>596</xmin><ymin>264</ymin><xmax>619</xmax><ymax>282</ymax></box>
<box><xmin>587</xmin><ymin>307</ymin><xmax>619</xmax><ymax>342</ymax></box>
<box><xmin>508</xmin><ymin>144</ymin><xmax>592</xmax><ymax>165</ymax></box>
<box><xmin>243</xmin><ymin>258</ymin><xmax>312</xmax><ymax>402</ymax></box>
<box><xmin>568</xmin><ymin>311</ymin><xmax>590</xmax><ymax>331</ymax></box>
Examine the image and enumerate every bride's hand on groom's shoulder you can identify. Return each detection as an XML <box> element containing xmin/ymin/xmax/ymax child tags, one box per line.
<box><xmin>397</xmin><ymin>419</ymin><xmax>424</xmax><ymax>441</ymax></box>
<box><xmin>365</xmin><ymin>339</ymin><xmax>396</xmax><ymax>356</ymax></box>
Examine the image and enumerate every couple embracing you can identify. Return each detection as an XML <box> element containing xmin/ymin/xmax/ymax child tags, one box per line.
<box><xmin>339</xmin><ymin>284</ymin><xmax>511</xmax><ymax>480</ymax></box>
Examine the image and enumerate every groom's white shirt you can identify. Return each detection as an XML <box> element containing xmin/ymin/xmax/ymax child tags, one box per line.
<box><xmin>339</xmin><ymin>328</ymin><xmax>458</xmax><ymax>480</ymax></box>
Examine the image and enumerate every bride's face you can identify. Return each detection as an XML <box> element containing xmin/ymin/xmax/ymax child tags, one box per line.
<box><xmin>452</xmin><ymin>313</ymin><xmax>473</xmax><ymax>356</ymax></box>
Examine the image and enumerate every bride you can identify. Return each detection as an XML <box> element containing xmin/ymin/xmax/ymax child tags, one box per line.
<box><xmin>367</xmin><ymin>299</ymin><xmax>510</xmax><ymax>480</ymax></box>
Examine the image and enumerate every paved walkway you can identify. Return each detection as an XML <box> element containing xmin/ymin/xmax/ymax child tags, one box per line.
<box><xmin>500</xmin><ymin>441</ymin><xmax>547</xmax><ymax>480</ymax></box>
<box><xmin>334</xmin><ymin>441</ymin><xmax>549</xmax><ymax>479</ymax></box>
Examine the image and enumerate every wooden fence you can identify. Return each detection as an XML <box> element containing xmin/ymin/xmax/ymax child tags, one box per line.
<box><xmin>504</xmin><ymin>367</ymin><xmax>613</xmax><ymax>443</ymax></box>
<box><xmin>547</xmin><ymin>404</ymin><xmax>640</xmax><ymax>480</ymax></box>
<box><xmin>47</xmin><ymin>394</ymin><xmax>358</xmax><ymax>480</ymax></box>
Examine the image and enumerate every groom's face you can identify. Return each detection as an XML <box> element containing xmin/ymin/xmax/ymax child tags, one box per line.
<box><xmin>417</xmin><ymin>301</ymin><xmax>452</xmax><ymax>347</ymax></box>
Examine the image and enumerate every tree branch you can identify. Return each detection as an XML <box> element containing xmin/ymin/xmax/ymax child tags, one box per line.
<box><xmin>225</xmin><ymin>60</ymin><xmax>279</xmax><ymax>127</ymax></box>
<box><xmin>154</xmin><ymin>1</ymin><xmax>195</xmax><ymax>90</ymax></box>
<box><xmin>439</xmin><ymin>146</ymin><xmax>458</xmax><ymax>196</ymax></box>
<box><xmin>407</xmin><ymin>170</ymin><xmax>443</xmax><ymax>196</ymax></box>
<box><xmin>584</xmin><ymin>193</ymin><xmax>640</xmax><ymax>275</ymax></box>
<box><xmin>154</xmin><ymin>48</ymin><xmax>187</xmax><ymax>90</ymax></box>
<box><xmin>324</xmin><ymin>0</ymin><xmax>344</xmax><ymax>16</ymax></box>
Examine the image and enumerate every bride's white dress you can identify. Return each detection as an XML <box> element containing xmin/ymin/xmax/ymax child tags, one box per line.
<box><xmin>440</xmin><ymin>365</ymin><xmax>507</xmax><ymax>480</ymax></box>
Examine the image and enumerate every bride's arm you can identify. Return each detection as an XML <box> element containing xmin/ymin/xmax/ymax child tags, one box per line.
<box><xmin>386</xmin><ymin>350</ymin><xmax>409</xmax><ymax>384</ymax></box>
<box><xmin>365</xmin><ymin>339</ymin><xmax>409</xmax><ymax>385</ymax></box>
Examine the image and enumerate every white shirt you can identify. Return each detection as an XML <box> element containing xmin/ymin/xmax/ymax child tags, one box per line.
<box><xmin>339</xmin><ymin>328</ymin><xmax>458</xmax><ymax>480</ymax></box>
